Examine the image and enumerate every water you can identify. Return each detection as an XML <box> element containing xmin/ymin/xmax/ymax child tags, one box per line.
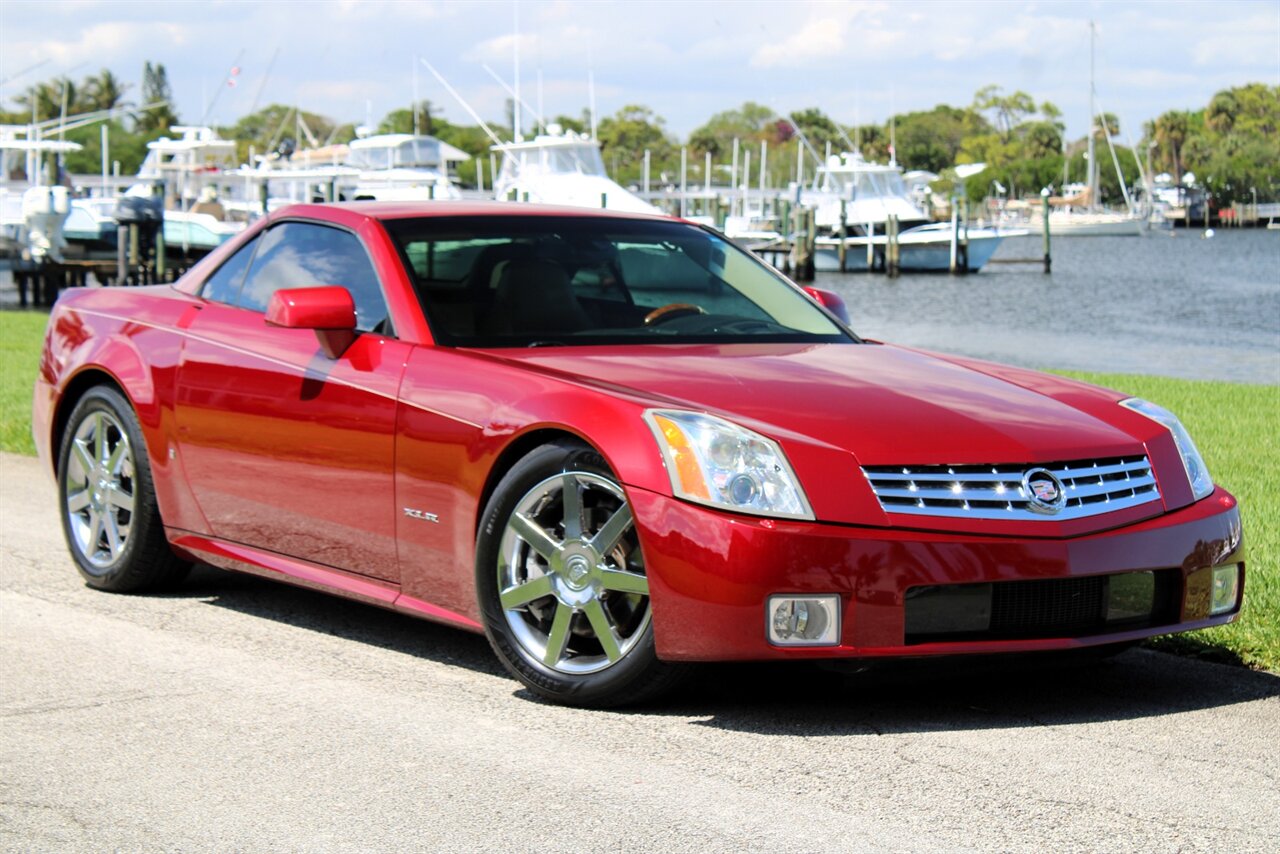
<box><xmin>3</xmin><ymin>227</ymin><xmax>1277</xmax><ymax>383</ymax></box>
<box><xmin>816</xmin><ymin>228</ymin><xmax>1280</xmax><ymax>384</ymax></box>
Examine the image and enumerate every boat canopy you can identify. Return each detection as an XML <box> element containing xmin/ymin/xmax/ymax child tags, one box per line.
<box><xmin>347</xmin><ymin>135</ymin><xmax>471</xmax><ymax>171</ymax></box>
<box><xmin>495</xmin><ymin>136</ymin><xmax>608</xmax><ymax>185</ymax></box>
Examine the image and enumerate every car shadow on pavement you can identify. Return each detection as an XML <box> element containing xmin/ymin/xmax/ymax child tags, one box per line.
<box><xmin>164</xmin><ymin>566</ymin><xmax>1277</xmax><ymax>732</ymax></box>
<box><xmin>163</xmin><ymin>564</ymin><xmax>506</xmax><ymax>678</ymax></box>
<box><xmin>646</xmin><ymin>654</ymin><xmax>1280</xmax><ymax>735</ymax></box>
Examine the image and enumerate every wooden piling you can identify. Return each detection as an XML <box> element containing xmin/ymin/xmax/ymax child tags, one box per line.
<box><xmin>802</xmin><ymin>207</ymin><xmax>816</xmax><ymax>281</ymax></box>
<box><xmin>887</xmin><ymin>215</ymin><xmax>900</xmax><ymax>278</ymax></box>
<box><xmin>152</xmin><ymin>182</ymin><xmax>166</xmax><ymax>281</ymax></box>
<box><xmin>1041</xmin><ymin>193</ymin><xmax>1052</xmax><ymax>273</ymax></box>
<box><xmin>949</xmin><ymin>198</ymin><xmax>959</xmax><ymax>273</ymax></box>
<box><xmin>116</xmin><ymin>224</ymin><xmax>127</xmax><ymax>285</ymax></box>
<box><xmin>838</xmin><ymin>199</ymin><xmax>848</xmax><ymax>272</ymax></box>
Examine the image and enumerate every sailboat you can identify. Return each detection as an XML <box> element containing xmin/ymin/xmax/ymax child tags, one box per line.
<box><xmin>1031</xmin><ymin>22</ymin><xmax>1145</xmax><ymax>237</ymax></box>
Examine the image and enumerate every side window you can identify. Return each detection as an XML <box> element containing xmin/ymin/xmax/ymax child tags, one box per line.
<box><xmin>200</xmin><ymin>236</ymin><xmax>259</xmax><ymax>304</ymax></box>
<box><xmin>238</xmin><ymin>222</ymin><xmax>390</xmax><ymax>333</ymax></box>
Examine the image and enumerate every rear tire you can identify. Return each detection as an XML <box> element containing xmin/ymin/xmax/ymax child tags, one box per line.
<box><xmin>476</xmin><ymin>440</ymin><xmax>686</xmax><ymax>708</ymax></box>
<box><xmin>57</xmin><ymin>386</ymin><xmax>190</xmax><ymax>592</ymax></box>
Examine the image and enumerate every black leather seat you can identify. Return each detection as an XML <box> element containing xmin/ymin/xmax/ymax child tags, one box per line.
<box><xmin>481</xmin><ymin>258</ymin><xmax>593</xmax><ymax>335</ymax></box>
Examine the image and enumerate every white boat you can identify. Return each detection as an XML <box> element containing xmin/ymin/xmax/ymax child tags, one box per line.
<box><xmin>71</xmin><ymin>126</ymin><xmax>247</xmax><ymax>254</ymax></box>
<box><xmin>1</xmin><ymin>132</ymin><xmax>83</xmax><ymax>261</ymax></box>
<box><xmin>789</xmin><ymin>150</ymin><xmax>1016</xmax><ymax>272</ymax></box>
<box><xmin>232</xmin><ymin>132</ymin><xmax>468</xmax><ymax>208</ymax></box>
<box><xmin>814</xmin><ymin>222</ymin><xmax>1024</xmax><ymax>272</ymax></box>
<box><xmin>1030</xmin><ymin>205</ymin><xmax>1145</xmax><ymax>237</ymax></box>
<box><xmin>344</xmin><ymin>133</ymin><xmax>468</xmax><ymax>201</ymax></box>
<box><xmin>492</xmin><ymin>126</ymin><xmax>660</xmax><ymax>214</ymax></box>
<box><xmin>802</xmin><ymin>151</ymin><xmax>929</xmax><ymax>233</ymax></box>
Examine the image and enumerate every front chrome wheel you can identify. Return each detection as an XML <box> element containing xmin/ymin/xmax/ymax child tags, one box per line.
<box><xmin>498</xmin><ymin>471</ymin><xmax>651</xmax><ymax>675</ymax></box>
<box><xmin>64</xmin><ymin>409</ymin><xmax>136</xmax><ymax>572</ymax></box>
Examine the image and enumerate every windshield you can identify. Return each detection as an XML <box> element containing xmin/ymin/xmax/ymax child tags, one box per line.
<box><xmin>498</xmin><ymin>144</ymin><xmax>608</xmax><ymax>183</ymax></box>
<box><xmin>385</xmin><ymin>216</ymin><xmax>855</xmax><ymax>348</ymax></box>
<box><xmin>349</xmin><ymin>139</ymin><xmax>441</xmax><ymax>170</ymax></box>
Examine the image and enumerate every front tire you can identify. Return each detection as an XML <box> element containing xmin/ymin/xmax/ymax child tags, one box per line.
<box><xmin>476</xmin><ymin>441</ymin><xmax>686</xmax><ymax>707</ymax></box>
<box><xmin>57</xmin><ymin>386</ymin><xmax>189</xmax><ymax>592</ymax></box>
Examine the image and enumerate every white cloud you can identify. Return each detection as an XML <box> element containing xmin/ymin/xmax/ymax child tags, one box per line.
<box><xmin>751</xmin><ymin>2</ymin><xmax>876</xmax><ymax>69</ymax></box>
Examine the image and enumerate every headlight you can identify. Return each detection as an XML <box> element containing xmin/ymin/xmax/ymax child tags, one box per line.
<box><xmin>644</xmin><ymin>409</ymin><xmax>814</xmax><ymax>520</ymax></box>
<box><xmin>1121</xmin><ymin>398</ymin><xmax>1214</xmax><ymax>500</ymax></box>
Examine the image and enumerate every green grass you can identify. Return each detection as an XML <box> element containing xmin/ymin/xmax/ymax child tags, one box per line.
<box><xmin>0</xmin><ymin>309</ymin><xmax>47</xmax><ymax>456</ymax></box>
<box><xmin>1057</xmin><ymin>371</ymin><xmax>1279</xmax><ymax>672</ymax></box>
<box><xmin>1</xmin><ymin>311</ymin><xmax>1274</xmax><ymax>669</ymax></box>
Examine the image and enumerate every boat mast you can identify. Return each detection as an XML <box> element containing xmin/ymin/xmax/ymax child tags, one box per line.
<box><xmin>513</xmin><ymin>1</ymin><xmax>521</xmax><ymax>141</ymax></box>
<box><xmin>1087</xmin><ymin>20</ymin><xmax>1098</xmax><ymax>211</ymax></box>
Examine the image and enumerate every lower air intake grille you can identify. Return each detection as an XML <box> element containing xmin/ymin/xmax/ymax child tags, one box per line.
<box><xmin>990</xmin><ymin>576</ymin><xmax>1105</xmax><ymax>633</ymax></box>
<box><xmin>904</xmin><ymin>570</ymin><xmax>1181</xmax><ymax>644</ymax></box>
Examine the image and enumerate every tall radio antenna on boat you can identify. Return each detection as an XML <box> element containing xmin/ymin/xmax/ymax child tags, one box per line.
<box><xmin>513</xmin><ymin>0</ymin><xmax>522</xmax><ymax>140</ymax></box>
<box><xmin>412</xmin><ymin>54</ymin><xmax>420</xmax><ymax>135</ymax></box>
<box><xmin>1087</xmin><ymin>19</ymin><xmax>1098</xmax><ymax>211</ymax></box>
<box><xmin>249</xmin><ymin>46</ymin><xmax>279</xmax><ymax>115</ymax></box>
<box><xmin>421</xmin><ymin>59</ymin><xmax>504</xmax><ymax>146</ymax></box>
<box><xmin>588</xmin><ymin>61</ymin><xmax>598</xmax><ymax>140</ymax></box>
<box><xmin>482</xmin><ymin>64</ymin><xmax>546</xmax><ymax>134</ymax></box>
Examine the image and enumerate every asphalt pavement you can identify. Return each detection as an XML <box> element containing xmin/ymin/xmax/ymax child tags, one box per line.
<box><xmin>2</xmin><ymin>451</ymin><xmax>1277</xmax><ymax>852</ymax></box>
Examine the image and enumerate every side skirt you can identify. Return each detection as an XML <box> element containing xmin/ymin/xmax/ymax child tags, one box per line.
<box><xmin>167</xmin><ymin>530</ymin><xmax>483</xmax><ymax>632</ymax></box>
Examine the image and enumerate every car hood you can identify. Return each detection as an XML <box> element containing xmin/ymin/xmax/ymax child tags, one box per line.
<box><xmin>486</xmin><ymin>342</ymin><xmax>1143</xmax><ymax>466</ymax></box>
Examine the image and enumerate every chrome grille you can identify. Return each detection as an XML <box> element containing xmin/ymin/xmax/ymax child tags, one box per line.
<box><xmin>862</xmin><ymin>456</ymin><xmax>1161</xmax><ymax>521</ymax></box>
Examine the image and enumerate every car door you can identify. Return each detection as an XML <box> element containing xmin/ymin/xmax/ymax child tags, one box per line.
<box><xmin>174</xmin><ymin>220</ymin><xmax>411</xmax><ymax>582</ymax></box>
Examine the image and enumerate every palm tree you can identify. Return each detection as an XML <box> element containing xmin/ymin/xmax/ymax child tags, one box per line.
<box><xmin>1153</xmin><ymin>111</ymin><xmax>1189</xmax><ymax>182</ymax></box>
<box><xmin>1206</xmin><ymin>91</ymin><xmax>1238</xmax><ymax>134</ymax></box>
<box><xmin>80</xmin><ymin>69</ymin><xmax>131</xmax><ymax>112</ymax></box>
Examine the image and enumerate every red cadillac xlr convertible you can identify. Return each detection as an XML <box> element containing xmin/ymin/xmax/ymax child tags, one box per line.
<box><xmin>33</xmin><ymin>202</ymin><xmax>1245</xmax><ymax>706</ymax></box>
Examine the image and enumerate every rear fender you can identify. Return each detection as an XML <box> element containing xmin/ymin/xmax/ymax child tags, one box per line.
<box><xmin>49</xmin><ymin>315</ymin><xmax>210</xmax><ymax>535</ymax></box>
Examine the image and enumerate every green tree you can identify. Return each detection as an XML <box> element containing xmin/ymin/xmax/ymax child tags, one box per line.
<box><xmin>788</xmin><ymin>107</ymin><xmax>843</xmax><ymax>153</ymax></box>
<box><xmin>80</xmin><ymin>69</ymin><xmax>130</xmax><ymax>112</ymax></box>
<box><xmin>688</xmin><ymin>101</ymin><xmax>775</xmax><ymax>157</ymax></box>
<box><xmin>135</xmin><ymin>61</ymin><xmax>179</xmax><ymax>133</ymax></box>
<box><xmin>596</xmin><ymin>104</ymin><xmax>676</xmax><ymax>185</ymax></box>
<box><xmin>892</xmin><ymin>104</ymin><xmax>988</xmax><ymax>172</ymax></box>
<box><xmin>1152</xmin><ymin>111</ymin><xmax>1189</xmax><ymax>179</ymax></box>
<box><xmin>1180</xmin><ymin>84</ymin><xmax>1280</xmax><ymax>201</ymax></box>
<box><xmin>11</xmin><ymin>78</ymin><xmax>74</xmax><ymax>122</ymax></box>
<box><xmin>220</xmin><ymin>104</ymin><xmax>345</xmax><ymax>164</ymax></box>
<box><xmin>972</xmin><ymin>85</ymin><xmax>1036</xmax><ymax>142</ymax></box>
<box><xmin>377</xmin><ymin>100</ymin><xmax>438</xmax><ymax>135</ymax></box>
<box><xmin>550</xmin><ymin>113</ymin><xmax>588</xmax><ymax>135</ymax></box>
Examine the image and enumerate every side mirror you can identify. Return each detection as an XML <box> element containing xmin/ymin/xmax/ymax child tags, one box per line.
<box><xmin>803</xmin><ymin>286</ymin><xmax>851</xmax><ymax>326</ymax></box>
<box><xmin>265</xmin><ymin>286</ymin><xmax>357</xmax><ymax>358</ymax></box>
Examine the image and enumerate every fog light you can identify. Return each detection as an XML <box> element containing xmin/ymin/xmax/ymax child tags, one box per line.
<box><xmin>767</xmin><ymin>595</ymin><xmax>840</xmax><ymax>646</ymax></box>
<box><xmin>1210</xmin><ymin>565</ymin><xmax>1240</xmax><ymax>615</ymax></box>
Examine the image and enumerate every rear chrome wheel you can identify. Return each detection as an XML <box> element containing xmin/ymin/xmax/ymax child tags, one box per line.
<box><xmin>477</xmin><ymin>441</ymin><xmax>685</xmax><ymax>707</ymax></box>
<box><xmin>57</xmin><ymin>386</ymin><xmax>189</xmax><ymax>592</ymax></box>
<box><xmin>64</xmin><ymin>409</ymin><xmax>135</xmax><ymax>573</ymax></box>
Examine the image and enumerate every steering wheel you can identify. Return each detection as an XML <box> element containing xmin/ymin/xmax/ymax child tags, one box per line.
<box><xmin>643</xmin><ymin>303</ymin><xmax>707</xmax><ymax>326</ymax></box>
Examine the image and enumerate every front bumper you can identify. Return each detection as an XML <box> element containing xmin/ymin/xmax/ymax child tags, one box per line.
<box><xmin>631</xmin><ymin>486</ymin><xmax>1244</xmax><ymax>662</ymax></box>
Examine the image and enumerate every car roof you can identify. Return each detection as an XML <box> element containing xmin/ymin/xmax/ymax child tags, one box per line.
<box><xmin>277</xmin><ymin>200</ymin><xmax>681</xmax><ymax>225</ymax></box>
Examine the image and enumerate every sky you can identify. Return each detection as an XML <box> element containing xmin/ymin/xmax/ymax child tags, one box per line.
<box><xmin>2</xmin><ymin>0</ymin><xmax>1278</xmax><ymax>146</ymax></box>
